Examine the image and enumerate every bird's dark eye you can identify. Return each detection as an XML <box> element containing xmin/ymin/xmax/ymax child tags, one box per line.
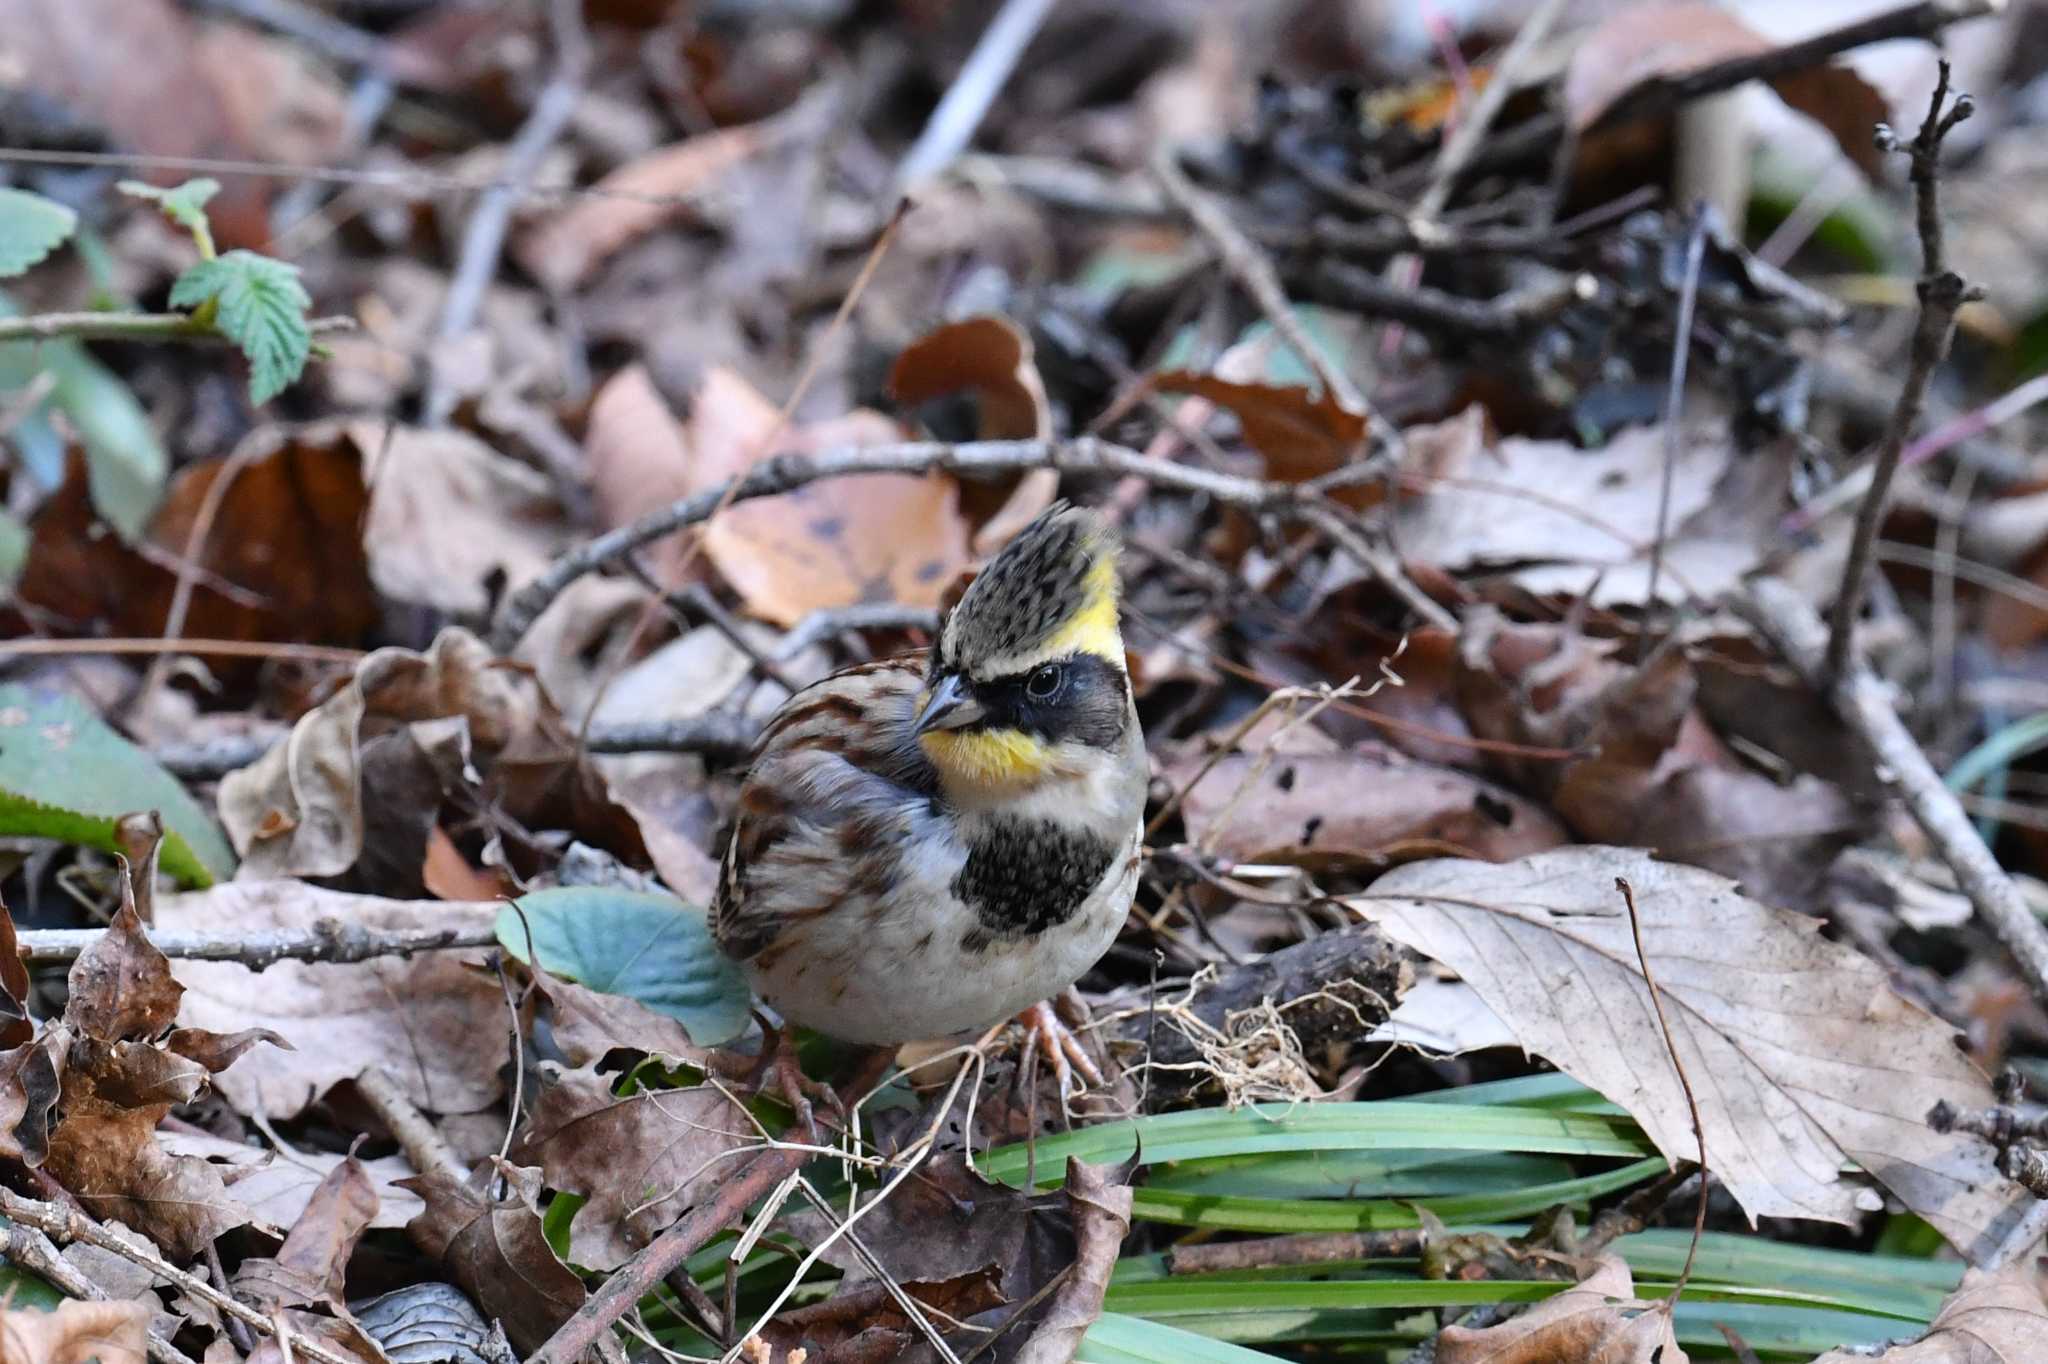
<box><xmin>1025</xmin><ymin>664</ymin><xmax>1063</xmax><ymax>701</ymax></box>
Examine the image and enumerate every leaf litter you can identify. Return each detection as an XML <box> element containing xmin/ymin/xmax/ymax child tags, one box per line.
<box><xmin>3</xmin><ymin>2</ymin><xmax>2048</xmax><ymax>1362</ymax></box>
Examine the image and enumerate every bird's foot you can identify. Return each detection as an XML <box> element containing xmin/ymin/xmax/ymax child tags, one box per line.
<box><xmin>707</xmin><ymin>1012</ymin><xmax>845</xmax><ymax>1138</ymax></box>
<box><xmin>1016</xmin><ymin>989</ymin><xmax>1105</xmax><ymax>1098</ymax></box>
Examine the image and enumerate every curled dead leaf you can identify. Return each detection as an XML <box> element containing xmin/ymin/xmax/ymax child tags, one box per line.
<box><xmin>0</xmin><ymin>1297</ymin><xmax>150</xmax><ymax>1364</ymax></box>
<box><xmin>396</xmin><ymin>1162</ymin><xmax>585</xmax><ymax>1355</ymax></box>
<box><xmin>1437</xmin><ymin>1255</ymin><xmax>1687</xmax><ymax>1364</ymax></box>
<box><xmin>1810</xmin><ymin>1261</ymin><xmax>2048</xmax><ymax>1362</ymax></box>
<box><xmin>1357</xmin><ymin>846</ymin><xmax>2035</xmax><ymax>1261</ymax></box>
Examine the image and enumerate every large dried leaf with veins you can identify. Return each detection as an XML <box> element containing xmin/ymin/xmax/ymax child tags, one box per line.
<box><xmin>162</xmin><ymin>881</ymin><xmax>503</xmax><ymax>1119</ymax></box>
<box><xmin>1437</xmin><ymin>1256</ymin><xmax>1686</xmax><ymax>1364</ymax></box>
<box><xmin>1354</xmin><ymin>847</ymin><xmax>2032</xmax><ymax>1262</ymax></box>
<box><xmin>396</xmin><ymin>1162</ymin><xmax>584</xmax><ymax>1355</ymax></box>
<box><xmin>509</xmin><ymin>1066</ymin><xmax>750</xmax><ymax>1270</ymax></box>
<box><xmin>1811</xmin><ymin>1262</ymin><xmax>2048</xmax><ymax>1362</ymax></box>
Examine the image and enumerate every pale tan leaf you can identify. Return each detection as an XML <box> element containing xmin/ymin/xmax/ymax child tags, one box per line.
<box><xmin>160</xmin><ymin>882</ymin><xmax>503</xmax><ymax>1119</ymax></box>
<box><xmin>1354</xmin><ymin>847</ymin><xmax>2034</xmax><ymax>1261</ymax></box>
<box><xmin>517</xmin><ymin>122</ymin><xmax>770</xmax><ymax>290</ymax></box>
<box><xmin>1811</xmin><ymin>1262</ymin><xmax>2048</xmax><ymax>1362</ymax></box>
<box><xmin>1437</xmin><ymin>1256</ymin><xmax>1686</xmax><ymax>1364</ymax></box>
<box><xmin>159</xmin><ymin>1130</ymin><xmax>423</xmax><ymax>1232</ymax></box>
<box><xmin>0</xmin><ymin>1297</ymin><xmax>149</xmax><ymax>1364</ymax></box>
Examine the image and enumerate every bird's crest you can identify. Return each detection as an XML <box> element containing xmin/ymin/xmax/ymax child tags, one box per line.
<box><xmin>938</xmin><ymin>501</ymin><xmax>1122</xmax><ymax>679</ymax></box>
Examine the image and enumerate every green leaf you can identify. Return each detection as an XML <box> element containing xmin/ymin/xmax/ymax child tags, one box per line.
<box><xmin>0</xmin><ymin>189</ymin><xmax>78</xmax><ymax>279</ymax></box>
<box><xmin>0</xmin><ymin>508</ymin><xmax>29</xmax><ymax>591</ymax></box>
<box><xmin>1079</xmin><ymin>1313</ymin><xmax>1291</xmax><ymax>1364</ymax></box>
<box><xmin>0</xmin><ymin>1264</ymin><xmax>65</xmax><ymax>1313</ymax></box>
<box><xmin>498</xmin><ymin>887</ymin><xmax>751</xmax><ymax>1046</ymax></box>
<box><xmin>0</xmin><ymin>685</ymin><xmax>234</xmax><ymax>886</ymax></box>
<box><xmin>977</xmin><ymin>1102</ymin><xmax>1651</xmax><ymax>1189</ymax></box>
<box><xmin>169</xmin><ymin>250</ymin><xmax>311</xmax><ymax>403</ymax></box>
<box><xmin>118</xmin><ymin>178</ymin><xmax>219</xmax><ymax>258</ymax></box>
<box><xmin>0</xmin><ymin>293</ymin><xmax>168</xmax><ymax>538</ymax></box>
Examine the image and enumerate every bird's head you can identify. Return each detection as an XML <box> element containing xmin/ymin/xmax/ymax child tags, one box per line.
<box><xmin>915</xmin><ymin>501</ymin><xmax>1131</xmax><ymax>799</ymax></box>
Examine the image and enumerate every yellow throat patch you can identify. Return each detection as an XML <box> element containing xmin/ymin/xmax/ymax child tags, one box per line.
<box><xmin>920</xmin><ymin>726</ymin><xmax>1057</xmax><ymax>791</ymax></box>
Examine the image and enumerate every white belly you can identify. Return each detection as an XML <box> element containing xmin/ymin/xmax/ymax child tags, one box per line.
<box><xmin>747</xmin><ymin>829</ymin><xmax>1138</xmax><ymax>1045</ymax></box>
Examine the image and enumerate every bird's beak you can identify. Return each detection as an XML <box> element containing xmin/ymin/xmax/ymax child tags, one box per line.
<box><xmin>915</xmin><ymin>674</ymin><xmax>985</xmax><ymax>734</ymax></box>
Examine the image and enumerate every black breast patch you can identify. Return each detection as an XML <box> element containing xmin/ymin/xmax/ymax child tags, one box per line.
<box><xmin>953</xmin><ymin>818</ymin><xmax>1119</xmax><ymax>950</ymax></box>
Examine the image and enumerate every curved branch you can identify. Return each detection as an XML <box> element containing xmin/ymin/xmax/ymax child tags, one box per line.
<box><xmin>489</xmin><ymin>436</ymin><xmax>1454</xmax><ymax>653</ymax></box>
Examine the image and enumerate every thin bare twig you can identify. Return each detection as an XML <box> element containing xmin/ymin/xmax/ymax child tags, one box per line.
<box><xmin>526</xmin><ymin>1144</ymin><xmax>814</xmax><ymax>1364</ymax></box>
<box><xmin>357</xmin><ymin>1065</ymin><xmax>470</xmax><ymax>1186</ymax></box>
<box><xmin>1151</xmin><ymin>146</ymin><xmax>1367</xmax><ymax>417</ymax></box>
<box><xmin>1642</xmin><ymin>205</ymin><xmax>1709</xmax><ymax>654</ymax></box>
<box><xmin>0</xmin><ymin>313</ymin><xmax>354</xmax><ymax>344</ymax></box>
<box><xmin>423</xmin><ymin>0</ymin><xmax>590</xmax><ymax>426</ymax></box>
<box><xmin>898</xmin><ymin>0</ymin><xmax>1058</xmax><ymax>188</ymax></box>
<box><xmin>488</xmin><ymin>437</ymin><xmax>1455</xmax><ymax>653</ymax></box>
<box><xmin>14</xmin><ymin>919</ymin><xmax>496</xmax><ymax>966</ymax></box>
<box><xmin>1614</xmin><ymin>877</ymin><xmax>1707</xmax><ymax>1307</ymax></box>
<box><xmin>1404</xmin><ymin>0</ymin><xmax>1569</xmax><ymax>232</ymax></box>
<box><xmin>1740</xmin><ymin>577</ymin><xmax>2048</xmax><ymax>1008</ymax></box>
<box><xmin>0</xmin><ymin>1222</ymin><xmax>198</xmax><ymax>1364</ymax></box>
<box><xmin>1827</xmin><ymin>60</ymin><xmax>1982</xmax><ymax>680</ymax></box>
<box><xmin>0</xmin><ymin>1189</ymin><xmax>359</xmax><ymax>1364</ymax></box>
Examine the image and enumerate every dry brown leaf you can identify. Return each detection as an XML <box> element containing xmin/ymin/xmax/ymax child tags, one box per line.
<box><xmin>396</xmin><ymin>1162</ymin><xmax>585</xmax><ymax>1355</ymax></box>
<box><xmin>889</xmin><ymin>315</ymin><xmax>1059</xmax><ymax>551</ymax></box>
<box><xmin>160</xmin><ymin>882</ymin><xmax>503</xmax><ymax>1119</ymax></box>
<box><xmin>758</xmin><ymin>1266</ymin><xmax>1006</xmax><ymax>1362</ymax></box>
<box><xmin>65</xmin><ymin>894</ymin><xmax>179</xmax><ymax>1045</ymax></box>
<box><xmin>192</xmin><ymin>22</ymin><xmax>349</xmax><ymax>176</ymax></box>
<box><xmin>510</xmin><ymin>1067</ymin><xmax>749</xmax><ymax>1270</ymax></box>
<box><xmin>0</xmin><ymin>1297</ymin><xmax>150</xmax><ymax>1364</ymax></box>
<box><xmin>517</xmin><ymin>120</ymin><xmax>771</xmax><ymax>290</ymax></box>
<box><xmin>1012</xmin><ymin>1159</ymin><xmax>1132</xmax><ymax>1364</ymax></box>
<box><xmin>1155</xmin><ymin>370</ymin><xmax>1368</xmax><ymax>489</ymax></box>
<box><xmin>217</xmin><ymin>626</ymin><xmax>647</xmax><ymax>883</ymax></box>
<box><xmin>17</xmin><ymin>438</ymin><xmax>376</xmax><ymax>664</ymax></box>
<box><xmin>0</xmin><ymin>1035</ymin><xmax>62</xmax><ymax>1166</ymax></box>
<box><xmin>0</xmin><ymin>902</ymin><xmax>34</xmax><ymax>1051</ymax></box>
<box><xmin>0</xmin><ymin>0</ymin><xmax>271</xmax><ymax>246</ymax></box>
<box><xmin>159</xmin><ymin>1130</ymin><xmax>423</xmax><ymax>1232</ymax></box>
<box><xmin>1355</xmin><ymin>847</ymin><xmax>2034</xmax><ymax>1261</ymax></box>
<box><xmin>1394</xmin><ymin>410</ymin><xmax>1770</xmax><ymax>606</ymax></box>
<box><xmin>583</xmin><ymin>364</ymin><xmax>700</xmax><ymax>585</ymax></box>
<box><xmin>234</xmin><ymin>1154</ymin><xmax>379</xmax><ymax>1309</ymax></box>
<box><xmin>1563</xmin><ymin>2</ymin><xmax>1887</xmax><ymax>176</ymax></box>
<box><xmin>531</xmin><ymin>973</ymin><xmax>708</xmax><ymax>1070</ymax></box>
<box><xmin>1455</xmin><ymin>613</ymin><xmax>1860</xmax><ymax>909</ymax></box>
<box><xmin>1437</xmin><ymin>1255</ymin><xmax>1687</xmax><ymax>1364</ymax></box>
<box><xmin>689</xmin><ymin>368</ymin><xmax>973</xmax><ymax>627</ymax></box>
<box><xmin>1173</xmin><ymin>741</ymin><xmax>1570</xmax><ymax>870</ymax></box>
<box><xmin>888</xmin><ymin>315</ymin><xmax>1052</xmax><ymax>441</ymax></box>
<box><xmin>1811</xmin><ymin>1261</ymin><xmax>2048</xmax><ymax>1362</ymax></box>
<box><xmin>356</xmin><ymin>421</ymin><xmax>566</xmax><ymax>616</ymax></box>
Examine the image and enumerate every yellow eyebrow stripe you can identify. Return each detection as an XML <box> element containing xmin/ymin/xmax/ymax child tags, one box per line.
<box><xmin>1038</xmin><ymin>555</ymin><xmax>1121</xmax><ymax>662</ymax></box>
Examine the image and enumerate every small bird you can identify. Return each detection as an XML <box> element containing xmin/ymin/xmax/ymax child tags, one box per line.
<box><xmin>711</xmin><ymin>501</ymin><xmax>1146</xmax><ymax>1087</ymax></box>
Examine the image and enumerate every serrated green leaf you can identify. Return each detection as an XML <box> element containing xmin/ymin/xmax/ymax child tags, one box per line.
<box><xmin>118</xmin><ymin>178</ymin><xmax>220</xmax><ymax>258</ymax></box>
<box><xmin>0</xmin><ymin>685</ymin><xmax>234</xmax><ymax>886</ymax></box>
<box><xmin>0</xmin><ymin>189</ymin><xmax>78</xmax><ymax>279</ymax></box>
<box><xmin>169</xmin><ymin>250</ymin><xmax>312</xmax><ymax>403</ymax></box>
<box><xmin>498</xmin><ymin>888</ymin><xmax>752</xmax><ymax>1046</ymax></box>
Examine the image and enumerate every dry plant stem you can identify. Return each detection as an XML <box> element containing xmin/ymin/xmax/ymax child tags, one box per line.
<box><xmin>155</xmin><ymin>711</ymin><xmax>761</xmax><ymax>780</ymax></box>
<box><xmin>0</xmin><ymin>313</ymin><xmax>355</xmax><ymax>344</ymax></box>
<box><xmin>1303</xmin><ymin>262</ymin><xmax>1587</xmax><ymax>340</ymax></box>
<box><xmin>356</xmin><ymin>1065</ymin><xmax>469</xmax><ymax>1185</ymax></box>
<box><xmin>1614</xmin><ymin>877</ymin><xmax>1707</xmax><ymax>1306</ymax></box>
<box><xmin>1167</xmin><ymin>1229</ymin><xmax>1424</xmax><ymax>1275</ymax></box>
<box><xmin>0</xmin><ymin>1188</ymin><xmax>358</xmax><ymax>1364</ymax></box>
<box><xmin>1296</xmin><ymin>502</ymin><xmax>1456</xmax><ymax>631</ymax></box>
<box><xmin>1151</xmin><ymin>147</ymin><xmax>1366</xmax><ymax>416</ymax></box>
<box><xmin>490</xmin><ymin>437</ymin><xmax>1454</xmax><ymax>652</ymax></box>
<box><xmin>897</xmin><ymin>0</ymin><xmax>1057</xmax><ymax>188</ymax></box>
<box><xmin>423</xmin><ymin>0</ymin><xmax>590</xmax><ymax>426</ymax></box>
<box><xmin>0</xmin><ymin>637</ymin><xmax>363</xmax><ymax>664</ymax></box>
<box><xmin>137</xmin><ymin>442</ymin><xmax>265</xmax><ymax>721</ymax></box>
<box><xmin>526</xmin><ymin>1144</ymin><xmax>814</xmax><ymax>1364</ymax></box>
<box><xmin>1742</xmin><ymin>577</ymin><xmax>2048</xmax><ymax>1008</ymax></box>
<box><xmin>1438</xmin><ymin>0</ymin><xmax>2004</xmax><ymax>187</ymax></box>
<box><xmin>0</xmin><ymin>1221</ymin><xmax>200</xmax><ymax>1364</ymax></box>
<box><xmin>1827</xmin><ymin>61</ymin><xmax>1980</xmax><ymax>682</ymax></box>
<box><xmin>16</xmin><ymin>920</ymin><xmax>496</xmax><ymax>967</ymax></box>
<box><xmin>1641</xmin><ymin>206</ymin><xmax>1708</xmax><ymax>655</ymax></box>
<box><xmin>1403</xmin><ymin>0</ymin><xmax>1568</xmax><ymax>229</ymax></box>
